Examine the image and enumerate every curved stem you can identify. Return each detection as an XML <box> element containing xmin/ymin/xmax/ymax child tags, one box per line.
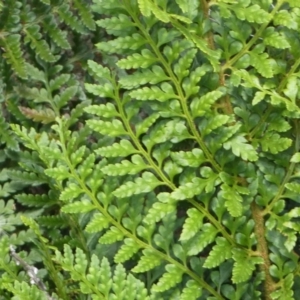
<box><xmin>251</xmin><ymin>202</ymin><xmax>276</xmax><ymax>299</ymax></box>
<box><xmin>200</xmin><ymin>0</ymin><xmax>215</xmax><ymax>50</ymax></box>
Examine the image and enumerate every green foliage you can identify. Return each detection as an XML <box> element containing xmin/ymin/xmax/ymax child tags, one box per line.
<box><xmin>1</xmin><ymin>0</ymin><xmax>300</xmax><ymax>300</ymax></box>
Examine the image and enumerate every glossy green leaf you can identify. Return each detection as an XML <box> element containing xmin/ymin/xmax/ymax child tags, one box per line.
<box><xmin>99</xmin><ymin>226</ymin><xmax>124</xmax><ymax>244</ymax></box>
<box><xmin>130</xmin><ymin>83</ymin><xmax>178</xmax><ymax>102</ymax></box>
<box><xmin>60</xmin><ymin>183</ymin><xmax>84</xmax><ymax>201</ymax></box>
<box><xmin>171</xmin><ymin>148</ymin><xmax>206</xmax><ymax>168</ymax></box>
<box><xmin>260</xmin><ymin>133</ymin><xmax>292</xmax><ymax>154</ymax></box>
<box><xmin>190</xmin><ymin>91</ymin><xmax>224</xmax><ymax>117</ymax></box>
<box><xmin>185</xmin><ymin>224</ymin><xmax>218</xmax><ymax>256</ymax></box>
<box><xmin>61</xmin><ymin>200</ymin><xmax>96</xmax><ymax>213</ymax></box>
<box><xmin>120</xmin><ymin>66</ymin><xmax>169</xmax><ymax>89</ymax></box>
<box><xmin>114</xmin><ymin>238</ymin><xmax>141</xmax><ymax>263</ymax></box>
<box><xmin>117</xmin><ymin>49</ymin><xmax>158</xmax><ymax>69</ymax></box>
<box><xmin>144</xmin><ymin>202</ymin><xmax>176</xmax><ymax>224</ymax></box>
<box><xmin>85</xmin><ymin>83</ymin><xmax>114</xmax><ymax>98</ymax></box>
<box><xmin>44</xmin><ymin>165</ymin><xmax>71</xmax><ymax>181</ymax></box>
<box><xmin>137</xmin><ymin>0</ymin><xmax>152</xmax><ymax>16</ymax></box>
<box><xmin>97</xmin><ymin>34</ymin><xmax>146</xmax><ymax>53</ymax></box>
<box><xmin>152</xmin><ymin>264</ymin><xmax>183</xmax><ymax>292</ymax></box>
<box><xmin>180</xmin><ymin>208</ymin><xmax>203</xmax><ymax>241</ymax></box>
<box><xmin>102</xmin><ymin>155</ymin><xmax>148</xmax><ymax>176</ymax></box>
<box><xmin>221</xmin><ymin>184</ymin><xmax>243</xmax><ymax>217</ymax></box>
<box><xmin>132</xmin><ymin>249</ymin><xmax>161</xmax><ymax>273</ymax></box>
<box><xmin>175</xmin><ymin>0</ymin><xmax>198</xmax><ymax>19</ymax></box>
<box><xmin>113</xmin><ymin>172</ymin><xmax>163</xmax><ymax>198</ymax></box>
<box><xmin>223</xmin><ymin>135</ymin><xmax>258</xmax><ymax>161</ymax></box>
<box><xmin>87</xmin><ymin>119</ymin><xmax>128</xmax><ymax>137</ymax></box>
<box><xmin>274</xmin><ymin>10</ymin><xmax>298</xmax><ymax>30</ymax></box>
<box><xmin>95</xmin><ymin>140</ymin><xmax>139</xmax><ymax>157</ymax></box>
<box><xmin>85</xmin><ymin>213</ymin><xmax>109</xmax><ymax>233</ymax></box>
<box><xmin>203</xmin><ymin>237</ymin><xmax>232</xmax><ymax>268</ymax></box>
<box><xmin>252</xmin><ymin>91</ymin><xmax>266</xmax><ymax>105</ymax></box>
<box><xmin>232</xmin><ymin>4</ymin><xmax>271</xmax><ymax>24</ymax></box>
<box><xmin>263</xmin><ymin>27</ymin><xmax>290</xmax><ymax>49</ymax></box>
<box><xmin>249</xmin><ymin>51</ymin><xmax>274</xmax><ymax>78</ymax></box>
<box><xmin>232</xmin><ymin>249</ymin><xmax>263</xmax><ymax>284</ymax></box>
<box><xmin>285</xmin><ymin>182</ymin><xmax>300</xmax><ymax>193</ymax></box>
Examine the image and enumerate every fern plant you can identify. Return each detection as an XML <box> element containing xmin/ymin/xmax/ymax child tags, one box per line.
<box><xmin>0</xmin><ymin>1</ymin><xmax>98</xmax><ymax>298</ymax></box>
<box><xmin>0</xmin><ymin>0</ymin><xmax>96</xmax><ymax>241</ymax></box>
<box><xmin>1</xmin><ymin>0</ymin><xmax>300</xmax><ymax>299</ymax></box>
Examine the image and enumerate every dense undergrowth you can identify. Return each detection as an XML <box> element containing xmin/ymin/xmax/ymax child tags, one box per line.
<box><xmin>1</xmin><ymin>0</ymin><xmax>300</xmax><ymax>299</ymax></box>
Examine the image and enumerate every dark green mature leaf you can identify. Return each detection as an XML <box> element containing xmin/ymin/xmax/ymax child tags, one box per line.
<box><xmin>24</xmin><ymin>25</ymin><xmax>57</xmax><ymax>62</ymax></box>
<box><xmin>2</xmin><ymin>34</ymin><xmax>27</xmax><ymax>78</ymax></box>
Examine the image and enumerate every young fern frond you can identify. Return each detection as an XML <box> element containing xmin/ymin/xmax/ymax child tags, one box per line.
<box><xmin>12</xmin><ymin>116</ymin><xmax>225</xmax><ymax>299</ymax></box>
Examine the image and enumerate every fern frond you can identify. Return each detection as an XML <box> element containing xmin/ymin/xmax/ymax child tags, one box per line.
<box><xmin>97</xmin><ymin>33</ymin><xmax>147</xmax><ymax>53</ymax></box>
<box><xmin>73</xmin><ymin>0</ymin><xmax>95</xmax><ymax>31</ymax></box>
<box><xmin>117</xmin><ymin>49</ymin><xmax>158</xmax><ymax>69</ymax></box>
<box><xmin>15</xmin><ymin>193</ymin><xmax>58</xmax><ymax>208</ymax></box>
<box><xmin>7</xmin><ymin>170</ymin><xmax>48</xmax><ymax>186</ymax></box>
<box><xmin>96</xmin><ymin>14</ymin><xmax>135</xmax><ymax>36</ymax></box>
<box><xmin>19</xmin><ymin>106</ymin><xmax>56</xmax><ymax>124</ymax></box>
<box><xmin>24</xmin><ymin>25</ymin><xmax>57</xmax><ymax>62</ymax></box>
<box><xmin>152</xmin><ymin>264</ymin><xmax>183</xmax><ymax>293</ymax></box>
<box><xmin>0</xmin><ymin>114</ymin><xmax>19</xmax><ymax>150</ymax></box>
<box><xmin>43</xmin><ymin>15</ymin><xmax>71</xmax><ymax>49</ymax></box>
<box><xmin>56</xmin><ymin>3</ymin><xmax>87</xmax><ymax>34</ymax></box>
<box><xmin>1</xmin><ymin>34</ymin><xmax>27</xmax><ymax>79</ymax></box>
<box><xmin>119</xmin><ymin>66</ymin><xmax>169</xmax><ymax>89</ymax></box>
